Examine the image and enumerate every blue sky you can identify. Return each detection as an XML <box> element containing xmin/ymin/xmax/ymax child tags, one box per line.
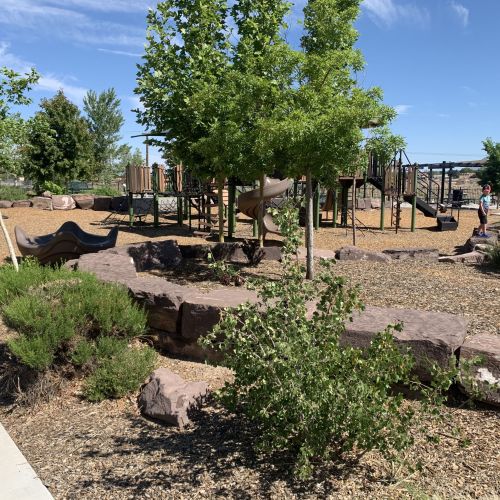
<box><xmin>0</xmin><ymin>0</ymin><xmax>498</xmax><ymax>166</ymax></box>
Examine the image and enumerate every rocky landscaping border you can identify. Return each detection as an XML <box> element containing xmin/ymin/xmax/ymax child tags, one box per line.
<box><xmin>70</xmin><ymin>239</ymin><xmax>499</xmax><ymax>406</ymax></box>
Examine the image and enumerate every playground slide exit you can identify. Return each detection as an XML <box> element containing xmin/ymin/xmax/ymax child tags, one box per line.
<box><xmin>237</xmin><ymin>177</ymin><xmax>293</xmax><ymax>235</ymax></box>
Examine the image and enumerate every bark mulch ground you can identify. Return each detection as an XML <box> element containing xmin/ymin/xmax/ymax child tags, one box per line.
<box><xmin>0</xmin><ymin>206</ymin><xmax>499</xmax><ymax>499</ymax></box>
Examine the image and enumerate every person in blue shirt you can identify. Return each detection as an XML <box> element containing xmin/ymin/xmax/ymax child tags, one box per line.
<box><xmin>478</xmin><ymin>184</ymin><xmax>492</xmax><ymax>237</ymax></box>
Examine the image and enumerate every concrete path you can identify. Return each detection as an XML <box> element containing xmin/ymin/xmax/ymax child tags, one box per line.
<box><xmin>0</xmin><ymin>423</ymin><xmax>53</xmax><ymax>499</ymax></box>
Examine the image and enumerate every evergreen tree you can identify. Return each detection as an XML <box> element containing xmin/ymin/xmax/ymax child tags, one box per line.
<box><xmin>24</xmin><ymin>91</ymin><xmax>93</xmax><ymax>190</ymax></box>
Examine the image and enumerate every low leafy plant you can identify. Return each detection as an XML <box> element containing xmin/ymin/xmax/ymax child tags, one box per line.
<box><xmin>201</xmin><ymin>201</ymin><xmax>456</xmax><ymax>477</ymax></box>
<box><xmin>207</xmin><ymin>251</ymin><xmax>244</xmax><ymax>286</ymax></box>
<box><xmin>484</xmin><ymin>243</ymin><xmax>500</xmax><ymax>270</ymax></box>
<box><xmin>89</xmin><ymin>186</ymin><xmax>122</xmax><ymax>197</ymax></box>
<box><xmin>40</xmin><ymin>180</ymin><xmax>64</xmax><ymax>195</ymax></box>
<box><xmin>1</xmin><ymin>260</ymin><xmax>154</xmax><ymax>403</ymax></box>
<box><xmin>0</xmin><ymin>185</ymin><xmax>29</xmax><ymax>200</ymax></box>
<box><xmin>84</xmin><ymin>339</ymin><xmax>157</xmax><ymax>402</ymax></box>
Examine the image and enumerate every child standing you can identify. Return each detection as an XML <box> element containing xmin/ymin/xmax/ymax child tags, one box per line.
<box><xmin>478</xmin><ymin>184</ymin><xmax>492</xmax><ymax>237</ymax></box>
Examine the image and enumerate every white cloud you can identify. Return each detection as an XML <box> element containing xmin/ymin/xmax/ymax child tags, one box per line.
<box><xmin>42</xmin><ymin>0</ymin><xmax>152</xmax><ymax>13</ymax></box>
<box><xmin>450</xmin><ymin>2</ymin><xmax>469</xmax><ymax>27</ymax></box>
<box><xmin>37</xmin><ymin>75</ymin><xmax>88</xmax><ymax>104</ymax></box>
<box><xmin>0</xmin><ymin>0</ymin><xmax>146</xmax><ymax>47</ymax></box>
<box><xmin>0</xmin><ymin>42</ymin><xmax>88</xmax><ymax>104</ymax></box>
<box><xmin>98</xmin><ymin>48</ymin><xmax>143</xmax><ymax>58</ymax></box>
<box><xmin>394</xmin><ymin>104</ymin><xmax>412</xmax><ymax>115</ymax></box>
<box><xmin>362</xmin><ymin>0</ymin><xmax>430</xmax><ymax>27</ymax></box>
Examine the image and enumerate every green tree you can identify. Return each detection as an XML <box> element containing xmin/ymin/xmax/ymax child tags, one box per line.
<box><xmin>0</xmin><ymin>67</ymin><xmax>39</xmax><ymax>120</ymax></box>
<box><xmin>24</xmin><ymin>91</ymin><xmax>93</xmax><ymax>190</ymax></box>
<box><xmin>365</xmin><ymin>125</ymin><xmax>407</xmax><ymax>167</ymax></box>
<box><xmin>262</xmin><ymin>0</ymin><xmax>395</xmax><ymax>278</ymax></box>
<box><xmin>136</xmin><ymin>0</ymin><xmax>232</xmax><ymax>241</ymax></box>
<box><xmin>0</xmin><ymin>66</ymin><xmax>39</xmax><ymax>178</ymax></box>
<box><xmin>478</xmin><ymin>138</ymin><xmax>500</xmax><ymax>195</ymax></box>
<box><xmin>83</xmin><ymin>88</ymin><xmax>127</xmax><ymax>182</ymax></box>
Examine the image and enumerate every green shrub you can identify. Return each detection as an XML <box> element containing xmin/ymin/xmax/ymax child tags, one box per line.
<box><xmin>40</xmin><ymin>180</ymin><xmax>64</xmax><ymax>195</ymax></box>
<box><xmin>84</xmin><ymin>341</ymin><xmax>157</xmax><ymax>401</ymax></box>
<box><xmin>2</xmin><ymin>260</ymin><xmax>153</xmax><ymax>402</ymax></box>
<box><xmin>484</xmin><ymin>243</ymin><xmax>500</xmax><ymax>270</ymax></box>
<box><xmin>89</xmin><ymin>186</ymin><xmax>122</xmax><ymax>197</ymax></box>
<box><xmin>0</xmin><ymin>185</ymin><xmax>29</xmax><ymax>200</ymax></box>
<box><xmin>201</xmin><ymin>202</ymin><xmax>454</xmax><ymax>477</ymax></box>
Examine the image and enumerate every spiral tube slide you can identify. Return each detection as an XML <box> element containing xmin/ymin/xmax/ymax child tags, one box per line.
<box><xmin>237</xmin><ymin>178</ymin><xmax>293</xmax><ymax>235</ymax></box>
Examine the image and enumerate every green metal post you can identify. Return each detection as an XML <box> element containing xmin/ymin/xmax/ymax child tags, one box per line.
<box><xmin>252</xmin><ymin>181</ymin><xmax>258</xmax><ymax>237</ymax></box>
<box><xmin>332</xmin><ymin>188</ymin><xmax>338</xmax><ymax>228</ymax></box>
<box><xmin>128</xmin><ymin>192</ymin><xmax>134</xmax><ymax>227</ymax></box>
<box><xmin>411</xmin><ymin>166</ymin><xmax>417</xmax><ymax>232</ymax></box>
<box><xmin>313</xmin><ymin>182</ymin><xmax>320</xmax><ymax>229</ymax></box>
<box><xmin>380</xmin><ymin>193</ymin><xmax>385</xmax><ymax>231</ymax></box>
<box><xmin>228</xmin><ymin>180</ymin><xmax>236</xmax><ymax>239</ymax></box>
<box><xmin>341</xmin><ymin>185</ymin><xmax>348</xmax><ymax>227</ymax></box>
<box><xmin>152</xmin><ymin>165</ymin><xmax>159</xmax><ymax>228</ymax></box>
<box><xmin>177</xmin><ymin>197</ymin><xmax>183</xmax><ymax>226</ymax></box>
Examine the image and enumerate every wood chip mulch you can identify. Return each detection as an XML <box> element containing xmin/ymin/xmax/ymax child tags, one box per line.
<box><xmin>0</xmin><ymin>207</ymin><xmax>499</xmax><ymax>499</ymax></box>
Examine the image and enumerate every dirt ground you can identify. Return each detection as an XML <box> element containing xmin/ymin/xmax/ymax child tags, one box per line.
<box><xmin>0</xmin><ymin>205</ymin><xmax>499</xmax><ymax>499</ymax></box>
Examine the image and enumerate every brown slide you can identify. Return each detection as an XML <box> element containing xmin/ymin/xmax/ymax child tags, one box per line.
<box><xmin>237</xmin><ymin>178</ymin><xmax>293</xmax><ymax>235</ymax></box>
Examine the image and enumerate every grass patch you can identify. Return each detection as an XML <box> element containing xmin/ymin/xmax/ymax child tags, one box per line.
<box><xmin>0</xmin><ymin>185</ymin><xmax>29</xmax><ymax>201</ymax></box>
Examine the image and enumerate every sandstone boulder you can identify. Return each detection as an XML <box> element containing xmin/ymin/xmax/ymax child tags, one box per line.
<box><xmin>466</xmin><ymin>233</ymin><xmax>498</xmax><ymax>251</ymax></box>
<box><xmin>52</xmin><ymin>195</ymin><xmax>76</xmax><ymax>210</ymax></box>
<box><xmin>438</xmin><ymin>252</ymin><xmax>485</xmax><ymax>264</ymax></box>
<box><xmin>343</xmin><ymin>306</ymin><xmax>467</xmax><ymax>381</ymax></box>
<box><xmin>138</xmin><ymin>368</ymin><xmax>209</xmax><ymax>428</ymax></box>
<box><xmin>459</xmin><ymin>333</ymin><xmax>500</xmax><ymax>406</ymax></box>
<box><xmin>92</xmin><ymin>196</ymin><xmax>112</xmax><ymax>211</ymax></box>
<box><xmin>127</xmin><ymin>276</ymin><xmax>197</xmax><ymax>333</ymax></box>
<box><xmin>31</xmin><ymin>196</ymin><xmax>52</xmax><ymax>210</ymax></box>
<box><xmin>383</xmin><ymin>248</ymin><xmax>439</xmax><ymax>261</ymax></box>
<box><xmin>72</xmin><ymin>194</ymin><xmax>94</xmax><ymax>210</ymax></box>
<box><xmin>336</xmin><ymin>245</ymin><xmax>391</xmax><ymax>263</ymax></box>
<box><xmin>0</xmin><ymin>200</ymin><xmax>13</xmax><ymax>208</ymax></box>
<box><xmin>77</xmin><ymin>253</ymin><xmax>137</xmax><ymax>284</ymax></box>
<box><xmin>11</xmin><ymin>200</ymin><xmax>32</xmax><ymax>208</ymax></box>
<box><xmin>181</xmin><ymin>288</ymin><xmax>258</xmax><ymax>341</ymax></box>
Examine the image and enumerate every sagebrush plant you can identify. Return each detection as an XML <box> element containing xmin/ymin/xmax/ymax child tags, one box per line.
<box><xmin>1</xmin><ymin>260</ymin><xmax>156</xmax><ymax>402</ymax></box>
<box><xmin>484</xmin><ymin>243</ymin><xmax>500</xmax><ymax>270</ymax></box>
<box><xmin>201</xmin><ymin>201</ymin><xmax>456</xmax><ymax>477</ymax></box>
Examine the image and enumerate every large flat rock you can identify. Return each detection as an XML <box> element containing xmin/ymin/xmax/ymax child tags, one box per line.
<box><xmin>127</xmin><ymin>276</ymin><xmax>197</xmax><ymax>333</ymax></box>
<box><xmin>72</xmin><ymin>194</ymin><xmax>94</xmax><ymax>210</ymax></box>
<box><xmin>336</xmin><ymin>246</ymin><xmax>391</xmax><ymax>263</ymax></box>
<box><xmin>77</xmin><ymin>253</ymin><xmax>137</xmax><ymax>284</ymax></box>
<box><xmin>31</xmin><ymin>196</ymin><xmax>52</xmax><ymax>210</ymax></box>
<box><xmin>52</xmin><ymin>195</ymin><xmax>76</xmax><ymax>210</ymax></box>
<box><xmin>181</xmin><ymin>288</ymin><xmax>258</xmax><ymax>341</ymax></box>
<box><xmin>343</xmin><ymin>306</ymin><xmax>467</xmax><ymax>381</ymax></box>
<box><xmin>459</xmin><ymin>333</ymin><xmax>500</xmax><ymax>406</ymax></box>
<box><xmin>383</xmin><ymin>248</ymin><xmax>439</xmax><ymax>261</ymax></box>
<box><xmin>11</xmin><ymin>200</ymin><xmax>32</xmax><ymax>208</ymax></box>
<box><xmin>0</xmin><ymin>200</ymin><xmax>13</xmax><ymax>208</ymax></box>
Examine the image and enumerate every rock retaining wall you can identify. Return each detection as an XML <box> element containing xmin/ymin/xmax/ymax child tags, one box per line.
<box><xmin>73</xmin><ymin>240</ymin><xmax>499</xmax><ymax>405</ymax></box>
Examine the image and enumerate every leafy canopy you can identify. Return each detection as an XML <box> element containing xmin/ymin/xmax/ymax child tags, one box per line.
<box><xmin>478</xmin><ymin>138</ymin><xmax>500</xmax><ymax>193</ymax></box>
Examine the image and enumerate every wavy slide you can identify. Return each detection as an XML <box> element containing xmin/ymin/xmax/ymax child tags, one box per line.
<box><xmin>237</xmin><ymin>178</ymin><xmax>293</xmax><ymax>235</ymax></box>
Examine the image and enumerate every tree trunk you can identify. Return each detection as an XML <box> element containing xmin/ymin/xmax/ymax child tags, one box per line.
<box><xmin>217</xmin><ymin>176</ymin><xmax>225</xmax><ymax>243</ymax></box>
<box><xmin>305</xmin><ymin>169</ymin><xmax>314</xmax><ymax>279</ymax></box>
<box><xmin>258</xmin><ymin>173</ymin><xmax>265</xmax><ymax>248</ymax></box>
<box><xmin>0</xmin><ymin>210</ymin><xmax>19</xmax><ymax>271</ymax></box>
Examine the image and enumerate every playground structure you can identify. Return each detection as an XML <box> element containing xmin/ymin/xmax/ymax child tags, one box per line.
<box><xmin>120</xmin><ymin>150</ymin><xmax>479</xmax><ymax>239</ymax></box>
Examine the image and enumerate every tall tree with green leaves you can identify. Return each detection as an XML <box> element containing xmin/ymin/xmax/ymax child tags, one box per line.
<box><xmin>0</xmin><ymin>66</ymin><xmax>39</xmax><ymax>178</ymax></box>
<box><xmin>478</xmin><ymin>138</ymin><xmax>500</xmax><ymax>195</ymax></box>
<box><xmin>263</xmin><ymin>0</ymin><xmax>395</xmax><ymax>278</ymax></box>
<box><xmin>24</xmin><ymin>91</ymin><xmax>93</xmax><ymax>190</ymax></box>
<box><xmin>83</xmin><ymin>88</ymin><xmax>127</xmax><ymax>182</ymax></box>
<box><xmin>136</xmin><ymin>0</ymin><xmax>232</xmax><ymax>241</ymax></box>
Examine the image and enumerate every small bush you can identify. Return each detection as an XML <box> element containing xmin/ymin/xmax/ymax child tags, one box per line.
<box><xmin>89</xmin><ymin>186</ymin><xmax>122</xmax><ymax>197</ymax></box>
<box><xmin>84</xmin><ymin>341</ymin><xmax>157</xmax><ymax>402</ymax></box>
<box><xmin>201</xmin><ymin>202</ymin><xmax>454</xmax><ymax>477</ymax></box>
<box><xmin>484</xmin><ymin>243</ymin><xmax>500</xmax><ymax>270</ymax></box>
<box><xmin>40</xmin><ymin>180</ymin><xmax>64</xmax><ymax>195</ymax></box>
<box><xmin>2</xmin><ymin>260</ymin><xmax>154</xmax><ymax>403</ymax></box>
<box><xmin>0</xmin><ymin>185</ymin><xmax>29</xmax><ymax>200</ymax></box>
